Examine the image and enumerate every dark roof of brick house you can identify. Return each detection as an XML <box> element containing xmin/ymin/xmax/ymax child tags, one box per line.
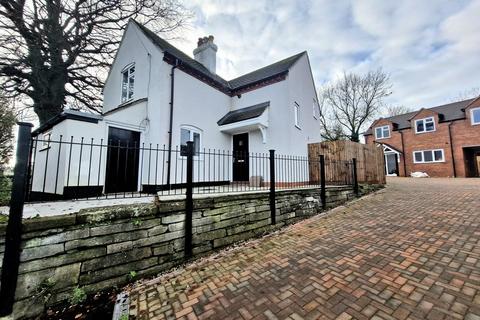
<box><xmin>133</xmin><ymin>20</ymin><xmax>305</xmax><ymax>94</ymax></box>
<box><xmin>217</xmin><ymin>101</ymin><xmax>269</xmax><ymax>125</ymax></box>
<box><xmin>364</xmin><ymin>98</ymin><xmax>477</xmax><ymax>135</ymax></box>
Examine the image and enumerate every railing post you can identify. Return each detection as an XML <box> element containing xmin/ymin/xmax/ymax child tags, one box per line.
<box><xmin>269</xmin><ymin>149</ymin><xmax>276</xmax><ymax>225</ymax></box>
<box><xmin>184</xmin><ymin>141</ymin><xmax>194</xmax><ymax>259</ymax></box>
<box><xmin>352</xmin><ymin>157</ymin><xmax>359</xmax><ymax>196</ymax></box>
<box><xmin>320</xmin><ymin>155</ymin><xmax>326</xmax><ymax>209</ymax></box>
<box><xmin>0</xmin><ymin>122</ymin><xmax>33</xmax><ymax>316</ymax></box>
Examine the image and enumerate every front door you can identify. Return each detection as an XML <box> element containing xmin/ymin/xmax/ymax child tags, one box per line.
<box><xmin>385</xmin><ymin>153</ymin><xmax>398</xmax><ymax>176</ymax></box>
<box><xmin>233</xmin><ymin>133</ymin><xmax>249</xmax><ymax>181</ymax></box>
<box><xmin>105</xmin><ymin>127</ymin><xmax>141</xmax><ymax>193</ymax></box>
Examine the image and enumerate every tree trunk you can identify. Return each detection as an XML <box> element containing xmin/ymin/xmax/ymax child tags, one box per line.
<box><xmin>34</xmin><ymin>103</ymin><xmax>64</xmax><ymax>125</ymax></box>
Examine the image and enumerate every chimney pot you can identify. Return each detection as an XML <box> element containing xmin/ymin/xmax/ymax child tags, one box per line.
<box><xmin>193</xmin><ymin>34</ymin><xmax>218</xmax><ymax>74</ymax></box>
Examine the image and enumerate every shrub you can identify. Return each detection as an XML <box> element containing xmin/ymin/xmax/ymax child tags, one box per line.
<box><xmin>69</xmin><ymin>287</ymin><xmax>87</xmax><ymax>305</ymax></box>
<box><xmin>0</xmin><ymin>174</ymin><xmax>12</xmax><ymax>206</ymax></box>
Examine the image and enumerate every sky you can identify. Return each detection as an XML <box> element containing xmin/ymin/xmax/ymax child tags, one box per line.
<box><xmin>169</xmin><ymin>0</ymin><xmax>480</xmax><ymax>109</ymax></box>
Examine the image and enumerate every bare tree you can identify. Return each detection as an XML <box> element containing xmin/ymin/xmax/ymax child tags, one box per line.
<box><xmin>319</xmin><ymin>69</ymin><xmax>392</xmax><ymax>142</ymax></box>
<box><xmin>0</xmin><ymin>0</ymin><xmax>190</xmax><ymax>125</ymax></box>
<box><xmin>383</xmin><ymin>105</ymin><xmax>413</xmax><ymax>117</ymax></box>
<box><xmin>318</xmin><ymin>95</ymin><xmax>346</xmax><ymax>141</ymax></box>
<box><xmin>450</xmin><ymin>87</ymin><xmax>480</xmax><ymax>102</ymax></box>
<box><xmin>0</xmin><ymin>95</ymin><xmax>16</xmax><ymax>171</ymax></box>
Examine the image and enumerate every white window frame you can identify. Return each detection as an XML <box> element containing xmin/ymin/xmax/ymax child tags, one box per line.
<box><xmin>180</xmin><ymin>125</ymin><xmax>202</xmax><ymax>158</ymax></box>
<box><xmin>470</xmin><ymin>107</ymin><xmax>480</xmax><ymax>125</ymax></box>
<box><xmin>375</xmin><ymin>125</ymin><xmax>390</xmax><ymax>139</ymax></box>
<box><xmin>121</xmin><ymin>63</ymin><xmax>135</xmax><ymax>103</ymax></box>
<box><xmin>415</xmin><ymin>117</ymin><xmax>435</xmax><ymax>134</ymax></box>
<box><xmin>294</xmin><ymin>102</ymin><xmax>301</xmax><ymax>129</ymax></box>
<box><xmin>413</xmin><ymin>149</ymin><xmax>445</xmax><ymax>163</ymax></box>
<box><xmin>40</xmin><ymin>130</ymin><xmax>52</xmax><ymax>150</ymax></box>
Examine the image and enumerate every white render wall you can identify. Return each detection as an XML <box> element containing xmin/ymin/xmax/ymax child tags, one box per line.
<box><xmin>32</xmin><ymin>22</ymin><xmax>322</xmax><ymax>195</ymax></box>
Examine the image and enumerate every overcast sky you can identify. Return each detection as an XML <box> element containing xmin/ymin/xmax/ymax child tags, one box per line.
<box><xmin>169</xmin><ymin>0</ymin><xmax>479</xmax><ymax>109</ymax></box>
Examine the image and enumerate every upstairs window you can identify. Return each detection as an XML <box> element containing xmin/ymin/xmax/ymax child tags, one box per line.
<box><xmin>180</xmin><ymin>126</ymin><xmax>201</xmax><ymax>156</ymax></box>
<box><xmin>413</xmin><ymin>149</ymin><xmax>444</xmax><ymax>163</ymax></box>
<box><xmin>471</xmin><ymin>107</ymin><xmax>480</xmax><ymax>125</ymax></box>
<box><xmin>121</xmin><ymin>64</ymin><xmax>135</xmax><ymax>103</ymax></box>
<box><xmin>415</xmin><ymin>117</ymin><xmax>435</xmax><ymax>133</ymax></box>
<box><xmin>294</xmin><ymin>102</ymin><xmax>300</xmax><ymax>128</ymax></box>
<box><xmin>375</xmin><ymin>125</ymin><xmax>390</xmax><ymax>139</ymax></box>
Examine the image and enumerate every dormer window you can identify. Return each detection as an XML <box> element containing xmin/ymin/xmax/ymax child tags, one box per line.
<box><xmin>121</xmin><ymin>64</ymin><xmax>135</xmax><ymax>103</ymax></box>
<box><xmin>375</xmin><ymin>125</ymin><xmax>390</xmax><ymax>139</ymax></box>
<box><xmin>471</xmin><ymin>107</ymin><xmax>480</xmax><ymax>125</ymax></box>
<box><xmin>415</xmin><ymin>117</ymin><xmax>435</xmax><ymax>133</ymax></box>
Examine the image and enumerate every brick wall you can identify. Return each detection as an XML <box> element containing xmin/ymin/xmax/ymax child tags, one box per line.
<box><xmin>366</xmin><ymin>102</ymin><xmax>480</xmax><ymax>177</ymax></box>
<box><xmin>0</xmin><ymin>185</ymin><xmax>382</xmax><ymax>319</ymax></box>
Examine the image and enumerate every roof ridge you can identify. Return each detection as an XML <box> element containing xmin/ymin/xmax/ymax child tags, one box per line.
<box><xmin>385</xmin><ymin>97</ymin><xmax>476</xmax><ymax>121</ymax></box>
<box><xmin>131</xmin><ymin>20</ymin><xmax>307</xmax><ymax>91</ymax></box>
<box><xmin>228</xmin><ymin>51</ymin><xmax>306</xmax><ymax>83</ymax></box>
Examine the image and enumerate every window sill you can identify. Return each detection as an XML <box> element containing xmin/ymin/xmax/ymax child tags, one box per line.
<box><xmin>375</xmin><ymin>137</ymin><xmax>390</xmax><ymax>140</ymax></box>
<box><xmin>414</xmin><ymin>130</ymin><xmax>436</xmax><ymax>134</ymax></box>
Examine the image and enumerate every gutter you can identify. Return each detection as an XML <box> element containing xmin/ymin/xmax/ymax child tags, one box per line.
<box><xmin>166</xmin><ymin>59</ymin><xmax>179</xmax><ymax>186</ymax></box>
<box><xmin>448</xmin><ymin>122</ymin><xmax>457</xmax><ymax>177</ymax></box>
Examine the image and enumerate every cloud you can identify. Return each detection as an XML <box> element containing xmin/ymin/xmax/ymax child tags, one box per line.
<box><xmin>171</xmin><ymin>0</ymin><xmax>479</xmax><ymax>109</ymax></box>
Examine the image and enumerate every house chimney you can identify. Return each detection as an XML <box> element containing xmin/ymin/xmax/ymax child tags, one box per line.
<box><xmin>193</xmin><ymin>35</ymin><xmax>217</xmax><ymax>74</ymax></box>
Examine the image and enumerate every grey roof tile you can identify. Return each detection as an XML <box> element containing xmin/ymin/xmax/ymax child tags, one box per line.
<box><xmin>365</xmin><ymin>98</ymin><xmax>476</xmax><ymax>135</ymax></box>
<box><xmin>217</xmin><ymin>102</ymin><xmax>269</xmax><ymax>125</ymax></box>
<box><xmin>133</xmin><ymin>20</ymin><xmax>305</xmax><ymax>93</ymax></box>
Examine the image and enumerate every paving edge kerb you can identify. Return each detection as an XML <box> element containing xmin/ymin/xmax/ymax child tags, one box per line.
<box><xmin>0</xmin><ymin>184</ymin><xmax>383</xmax><ymax>319</ymax></box>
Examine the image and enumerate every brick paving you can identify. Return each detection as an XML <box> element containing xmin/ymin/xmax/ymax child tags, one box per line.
<box><xmin>128</xmin><ymin>178</ymin><xmax>480</xmax><ymax>320</ymax></box>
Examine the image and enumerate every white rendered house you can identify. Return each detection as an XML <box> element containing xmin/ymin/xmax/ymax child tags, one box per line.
<box><xmin>30</xmin><ymin>20</ymin><xmax>321</xmax><ymax>198</ymax></box>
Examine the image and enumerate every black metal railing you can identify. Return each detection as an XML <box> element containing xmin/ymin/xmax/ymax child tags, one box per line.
<box><xmin>1</xmin><ymin>124</ymin><xmax>360</xmax><ymax>313</ymax></box>
<box><xmin>24</xmin><ymin>135</ymin><xmax>357</xmax><ymax>202</ymax></box>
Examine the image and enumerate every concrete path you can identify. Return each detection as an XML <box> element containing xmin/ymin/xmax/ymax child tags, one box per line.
<box><xmin>128</xmin><ymin>178</ymin><xmax>480</xmax><ymax>320</ymax></box>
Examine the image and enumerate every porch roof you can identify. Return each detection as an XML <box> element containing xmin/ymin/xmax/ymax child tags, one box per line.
<box><xmin>217</xmin><ymin>101</ymin><xmax>270</xmax><ymax>126</ymax></box>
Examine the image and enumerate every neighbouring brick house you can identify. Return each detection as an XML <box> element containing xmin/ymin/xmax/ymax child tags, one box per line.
<box><xmin>364</xmin><ymin>97</ymin><xmax>480</xmax><ymax>177</ymax></box>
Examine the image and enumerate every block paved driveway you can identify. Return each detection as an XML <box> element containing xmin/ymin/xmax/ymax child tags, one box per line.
<box><xmin>128</xmin><ymin>178</ymin><xmax>480</xmax><ymax>320</ymax></box>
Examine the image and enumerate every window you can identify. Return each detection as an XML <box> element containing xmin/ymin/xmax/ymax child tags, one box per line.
<box><xmin>415</xmin><ymin>117</ymin><xmax>435</xmax><ymax>133</ymax></box>
<box><xmin>471</xmin><ymin>107</ymin><xmax>480</xmax><ymax>125</ymax></box>
<box><xmin>41</xmin><ymin>130</ymin><xmax>52</xmax><ymax>150</ymax></box>
<box><xmin>180</xmin><ymin>127</ymin><xmax>201</xmax><ymax>156</ymax></box>
<box><xmin>375</xmin><ymin>125</ymin><xmax>390</xmax><ymax>139</ymax></box>
<box><xmin>413</xmin><ymin>149</ymin><xmax>444</xmax><ymax>163</ymax></box>
<box><xmin>121</xmin><ymin>64</ymin><xmax>135</xmax><ymax>103</ymax></box>
<box><xmin>294</xmin><ymin>102</ymin><xmax>300</xmax><ymax>128</ymax></box>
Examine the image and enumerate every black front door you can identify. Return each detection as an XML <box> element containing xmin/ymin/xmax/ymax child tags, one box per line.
<box><xmin>233</xmin><ymin>133</ymin><xmax>249</xmax><ymax>181</ymax></box>
<box><xmin>105</xmin><ymin>127</ymin><xmax>140</xmax><ymax>193</ymax></box>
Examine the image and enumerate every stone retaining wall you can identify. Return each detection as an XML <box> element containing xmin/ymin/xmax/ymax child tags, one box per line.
<box><xmin>0</xmin><ymin>184</ymin><xmax>382</xmax><ymax>319</ymax></box>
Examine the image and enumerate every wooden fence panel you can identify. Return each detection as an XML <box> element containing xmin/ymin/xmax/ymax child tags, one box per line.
<box><xmin>308</xmin><ymin>141</ymin><xmax>386</xmax><ymax>184</ymax></box>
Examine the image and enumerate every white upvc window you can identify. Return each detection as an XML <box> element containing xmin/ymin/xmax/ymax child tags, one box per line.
<box><xmin>415</xmin><ymin>117</ymin><xmax>435</xmax><ymax>133</ymax></box>
<box><xmin>294</xmin><ymin>102</ymin><xmax>300</xmax><ymax>128</ymax></box>
<box><xmin>471</xmin><ymin>107</ymin><xmax>480</xmax><ymax>125</ymax></box>
<box><xmin>180</xmin><ymin>126</ymin><xmax>201</xmax><ymax>156</ymax></box>
<box><xmin>121</xmin><ymin>63</ymin><xmax>135</xmax><ymax>103</ymax></box>
<box><xmin>413</xmin><ymin>149</ymin><xmax>445</xmax><ymax>163</ymax></box>
<box><xmin>40</xmin><ymin>130</ymin><xmax>52</xmax><ymax>150</ymax></box>
<box><xmin>375</xmin><ymin>125</ymin><xmax>390</xmax><ymax>139</ymax></box>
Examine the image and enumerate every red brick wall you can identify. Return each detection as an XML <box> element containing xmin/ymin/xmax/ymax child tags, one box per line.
<box><xmin>365</xmin><ymin>101</ymin><xmax>480</xmax><ymax>177</ymax></box>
